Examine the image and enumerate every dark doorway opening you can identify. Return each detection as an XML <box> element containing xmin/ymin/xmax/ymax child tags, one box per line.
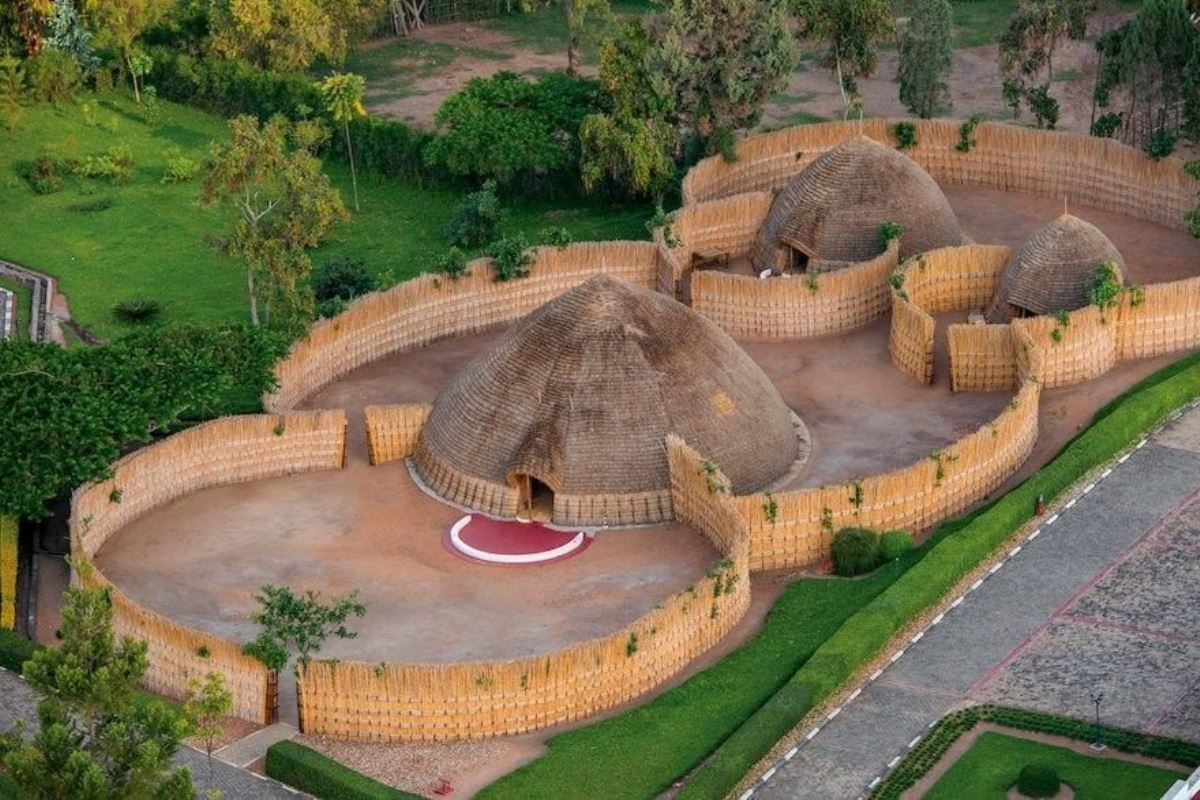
<box><xmin>790</xmin><ymin>246</ymin><xmax>810</xmax><ymax>274</ymax></box>
<box><xmin>517</xmin><ymin>475</ymin><xmax>555</xmax><ymax>520</ymax></box>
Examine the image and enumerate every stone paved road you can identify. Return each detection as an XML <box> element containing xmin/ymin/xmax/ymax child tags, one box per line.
<box><xmin>0</xmin><ymin>668</ymin><xmax>306</xmax><ymax>799</ymax></box>
<box><xmin>753</xmin><ymin>407</ymin><xmax>1200</xmax><ymax>800</ymax></box>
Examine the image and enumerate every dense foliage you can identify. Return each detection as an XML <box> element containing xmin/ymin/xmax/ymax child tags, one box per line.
<box><xmin>1016</xmin><ymin>762</ymin><xmax>1060</xmax><ymax>797</ymax></box>
<box><xmin>794</xmin><ymin>0</ymin><xmax>892</xmax><ymax>117</ymax></box>
<box><xmin>447</xmin><ymin>179</ymin><xmax>504</xmax><ymax>248</ymax></box>
<box><xmin>899</xmin><ymin>0</ymin><xmax>953</xmax><ymax>118</ymax></box>
<box><xmin>831</xmin><ymin>527</ymin><xmax>881</xmax><ymax>576</ymax></box>
<box><xmin>206</xmin><ymin>0</ymin><xmax>386</xmax><ymax>72</ymax></box>
<box><xmin>0</xmin><ymin>325</ymin><xmax>284</xmax><ymax>520</ymax></box>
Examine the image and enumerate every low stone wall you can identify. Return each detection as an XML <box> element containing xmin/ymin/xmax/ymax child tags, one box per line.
<box><xmin>365</xmin><ymin>404</ymin><xmax>431</xmax><ymax>465</ymax></box>
<box><xmin>294</xmin><ymin>436</ymin><xmax>750</xmax><ymax>742</ymax></box>
<box><xmin>690</xmin><ymin>240</ymin><xmax>899</xmax><ymax>339</ymax></box>
<box><xmin>265</xmin><ymin>242</ymin><xmax>660</xmax><ymax>412</ymax></box>
<box><xmin>71</xmin><ymin>412</ymin><xmax>348</xmax><ymax>722</ymax></box>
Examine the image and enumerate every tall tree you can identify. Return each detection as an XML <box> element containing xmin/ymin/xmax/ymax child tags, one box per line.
<box><xmin>11</xmin><ymin>0</ymin><xmax>54</xmax><ymax>56</ymax></box>
<box><xmin>83</xmin><ymin>0</ymin><xmax>171</xmax><ymax>102</ymax></box>
<box><xmin>201</xmin><ymin>115</ymin><xmax>349</xmax><ymax>329</ymax></box>
<box><xmin>46</xmin><ymin>0</ymin><xmax>101</xmax><ymax>73</ymax></box>
<box><xmin>794</xmin><ymin>0</ymin><xmax>892</xmax><ymax>118</ymax></box>
<box><xmin>207</xmin><ymin>0</ymin><xmax>386</xmax><ymax>73</ymax></box>
<box><xmin>319</xmin><ymin>71</ymin><xmax>367</xmax><ymax>212</ymax></box>
<box><xmin>898</xmin><ymin>0</ymin><xmax>953</xmax><ymax>118</ymax></box>
<box><xmin>998</xmin><ymin>0</ymin><xmax>1092</xmax><ymax>129</ymax></box>
<box><xmin>0</xmin><ymin>560</ymin><xmax>195</xmax><ymax>798</ymax></box>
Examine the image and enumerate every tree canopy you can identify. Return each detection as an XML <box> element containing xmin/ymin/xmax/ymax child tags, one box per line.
<box><xmin>794</xmin><ymin>0</ymin><xmax>892</xmax><ymax>117</ymax></box>
<box><xmin>207</xmin><ymin>0</ymin><xmax>385</xmax><ymax>72</ymax></box>
<box><xmin>899</xmin><ymin>0</ymin><xmax>953</xmax><ymax>119</ymax></box>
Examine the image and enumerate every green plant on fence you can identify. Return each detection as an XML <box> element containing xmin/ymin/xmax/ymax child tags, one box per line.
<box><xmin>930</xmin><ymin>451</ymin><xmax>945</xmax><ymax>485</ymax></box>
<box><xmin>626</xmin><ymin>631</ymin><xmax>639</xmax><ymax>657</ymax></box>
<box><xmin>879</xmin><ymin>221</ymin><xmax>904</xmax><ymax>250</ymax></box>
<box><xmin>891</xmin><ymin>121</ymin><xmax>918</xmax><ymax>150</ymax></box>
<box><xmin>831</xmin><ymin>528</ymin><xmax>882</xmax><ymax>576</ymax></box>
<box><xmin>888</xmin><ymin>271</ymin><xmax>905</xmax><ymax>292</ymax></box>
<box><xmin>762</xmin><ymin>491</ymin><xmax>778</xmax><ymax>523</ymax></box>
<box><xmin>487</xmin><ymin>235</ymin><xmax>533</xmax><ymax>282</ymax></box>
<box><xmin>821</xmin><ymin>506</ymin><xmax>834</xmax><ymax>531</ymax></box>
<box><xmin>701</xmin><ymin>460</ymin><xmax>727</xmax><ymax>495</ymax></box>
<box><xmin>538</xmin><ymin>226</ymin><xmax>574</xmax><ymax>248</ymax></box>
<box><xmin>434</xmin><ymin>247</ymin><xmax>470</xmax><ymax>280</ymax></box>
<box><xmin>804</xmin><ymin>271</ymin><xmax>819</xmax><ymax>293</ymax></box>
<box><xmin>1091</xmin><ymin>260</ymin><xmax>1123</xmax><ymax>320</ymax></box>
<box><xmin>108</xmin><ymin>488</ymin><xmax>123</xmax><ymax>503</ymax></box>
<box><xmin>647</xmin><ymin>205</ymin><xmax>681</xmax><ymax>248</ymax></box>
<box><xmin>848</xmin><ymin>478</ymin><xmax>864</xmax><ymax>510</ymax></box>
<box><xmin>956</xmin><ymin>114</ymin><xmax>984</xmax><ymax>153</ymax></box>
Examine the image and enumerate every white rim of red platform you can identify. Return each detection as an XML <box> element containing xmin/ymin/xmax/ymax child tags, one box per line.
<box><xmin>445</xmin><ymin>514</ymin><xmax>593</xmax><ymax>565</ymax></box>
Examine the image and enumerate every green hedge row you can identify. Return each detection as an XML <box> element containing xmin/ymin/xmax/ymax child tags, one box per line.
<box><xmin>678</xmin><ymin>352</ymin><xmax>1200</xmax><ymax>799</ymax></box>
<box><xmin>871</xmin><ymin>704</ymin><xmax>1200</xmax><ymax>799</ymax></box>
<box><xmin>0</xmin><ymin>629</ymin><xmax>37</xmax><ymax>674</ymax></box>
<box><xmin>265</xmin><ymin>740</ymin><xmax>422</xmax><ymax>800</ymax></box>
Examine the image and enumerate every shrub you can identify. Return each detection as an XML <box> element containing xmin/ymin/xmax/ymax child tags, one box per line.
<box><xmin>1016</xmin><ymin>762</ymin><xmax>1060</xmax><ymax>798</ymax></box>
<box><xmin>831</xmin><ymin>528</ymin><xmax>881</xmax><ymax>576</ymax></box>
<box><xmin>26</xmin><ymin>48</ymin><xmax>82</xmax><ymax>104</ymax></box>
<box><xmin>446</xmin><ymin>180</ymin><xmax>503</xmax><ymax>248</ymax></box>
<box><xmin>312</xmin><ymin>257</ymin><xmax>376</xmax><ymax>302</ymax></box>
<box><xmin>66</xmin><ymin>197</ymin><xmax>115</xmax><ymax>213</ymax></box>
<box><xmin>1091</xmin><ymin>112</ymin><xmax>1122</xmax><ymax>139</ymax></box>
<box><xmin>487</xmin><ymin>235</ymin><xmax>532</xmax><ymax>282</ymax></box>
<box><xmin>1145</xmin><ymin>128</ymin><xmax>1177</xmax><ymax>161</ymax></box>
<box><xmin>0</xmin><ymin>629</ymin><xmax>37</xmax><ymax>673</ymax></box>
<box><xmin>317</xmin><ymin>297</ymin><xmax>347</xmax><ymax>319</ymax></box>
<box><xmin>74</xmin><ymin>145</ymin><xmax>134</xmax><ymax>184</ymax></box>
<box><xmin>433</xmin><ymin>247</ymin><xmax>469</xmax><ymax>280</ymax></box>
<box><xmin>160</xmin><ymin>148</ymin><xmax>198</xmax><ymax>184</ymax></box>
<box><xmin>112</xmin><ymin>299</ymin><xmax>163</xmax><ymax>325</ymax></box>
<box><xmin>265</xmin><ymin>740</ymin><xmax>418</xmax><ymax>799</ymax></box>
<box><xmin>537</xmin><ymin>226</ymin><xmax>573</xmax><ymax>247</ymax></box>
<box><xmin>891</xmin><ymin>121</ymin><xmax>918</xmax><ymax>150</ymax></box>
<box><xmin>1026</xmin><ymin>85</ymin><xmax>1059</xmax><ymax>130</ymax></box>
<box><xmin>956</xmin><ymin>114</ymin><xmax>983</xmax><ymax>152</ymax></box>
<box><xmin>879</xmin><ymin>530</ymin><xmax>915</xmax><ymax>561</ymax></box>
<box><xmin>879</xmin><ymin>221</ymin><xmax>904</xmax><ymax>249</ymax></box>
<box><xmin>21</xmin><ymin>152</ymin><xmax>66</xmax><ymax>194</ymax></box>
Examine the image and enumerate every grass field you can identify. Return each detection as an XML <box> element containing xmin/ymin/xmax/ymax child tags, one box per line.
<box><xmin>0</xmin><ymin>93</ymin><xmax>649</xmax><ymax>339</ymax></box>
<box><xmin>926</xmin><ymin>731</ymin><xmax>1186</xmax><ymax>799</ymax></box>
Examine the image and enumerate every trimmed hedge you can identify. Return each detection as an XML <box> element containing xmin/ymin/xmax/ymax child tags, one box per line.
<box><xmin>265</xmin><ymin>740</ymin><xmax>422</xmax><ymax>799</ymax></box>
<box><xmin>677</xmin><ymin>352</ymin><xmax>1200</xmax><ymax>799</ymax></box>
<box><xmin>0</xmin><ymin>629</ymin><xmax>36</xmax><ymax>673</ymax></box>
<box><xmin>1016</xmin><ymin>762</ymin><xmax>1060</xmax><ymax>797</ymax></box>
<box><xmin>831</xmin><ymin>528</ymin><xmax>881</xmax><ymax>576</ymax></box>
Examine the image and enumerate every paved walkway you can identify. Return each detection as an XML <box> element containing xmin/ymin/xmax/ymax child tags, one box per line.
<box><xmin>751</xmin><ymin>405</ymin><xmax>1200</xmax><ymax>800</ymax></box>
<box><xmin>0</xmin><ymin>668</ymin><xmax>306</xmax><ymax>799</ymax></box>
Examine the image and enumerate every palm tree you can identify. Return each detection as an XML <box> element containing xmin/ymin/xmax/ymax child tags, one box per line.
<box><xmin>319</xmin><ymin>72</ymin><xmax>367</xmax><ymax>211</ymax></box>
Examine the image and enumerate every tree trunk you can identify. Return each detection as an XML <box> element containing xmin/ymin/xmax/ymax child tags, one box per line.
<box><xmin>564</xmin><ymin>0</ymin><xmax>579</xmax><ymax>76</ymax></box>
<box><xmin>247</xmin><ymin>269</ymin><xmax>260</xmax><ymax>326</ymax></box>
<box><xmin>126</xmin><ymin>53</ymin><xmax>140</xmax><ymax>103</ymax></box>
<box><xmin>344</xmin><ymin>121</ymin><xmax>360</xmax><ymax>212</ymax></box>
<box><xmin>835</xmin><ymin>55</ymin><xmax>849</xmax><ymax>120</ymax></box>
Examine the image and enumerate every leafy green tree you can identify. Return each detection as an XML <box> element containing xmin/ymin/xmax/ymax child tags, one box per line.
<box><xmin>201</xmin><ymin>115</ymin><xmax>348</xmax><ymax>329</ymax></box>
<box><xmin>243</xmin><ymin>585</ymin><xmax>367</xmax><ymax>674</ymax></box>
<box><xmin>83</xmin><ymin>0</ymin><xmax>171</xmax><ymax>101</ymax></box>
<box><xmin>0</xmin><ymin>55</ymin><xmax>24</xmax><ymax>132</ymax></box>
<box><xmin>0</xmin><ymin>560</ymin><xmax>194</xmax><ymax>798</ymax></box>
<box><xmin>208</xmin><ymin>0</ymin><xmax>386</xmax><ymax>73</ymax></box>
<box><xmin>0</xmin><ymin>325</ymin><xmax>284</xmax><ymax>521</ymax></box>
<box><xmin>794</xmin><ymin>0</ymin><xmax>892</xmax><ymax>118</ymax></box>
<box><xmin>184</xmin><ymin>672</ymin><xmax>233</xmax><ymax>788</ymax></box>
<box><xmin>998</xmin><ymin>0</ymin><xmax>1090</xmax><ymax>128</ymax></box>
<box><xmin>898</xmin><ymin>0</ymin><xmax>953</xmax><ymax>118</ymax></box>
<box><xmin>46</xmin><ymin>0</ymin><xmax>101</xmax><ymax>73</ymax></box>
<box><xmin>318</xmin><ymin>71</ymin><xmax>367</xmax><ymax>211</ymax></box>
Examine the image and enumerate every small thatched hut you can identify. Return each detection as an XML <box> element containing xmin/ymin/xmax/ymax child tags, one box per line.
<box><xmin>986</xmin><ymin>214</ymin><xmax>1124</xmax><ymax>323</ymax></box>
<box><xmin>414</xmin><ymin>275</ymin><xmax>799</xmax><ymax>526</ymax></box>
<box><xmin>750</xmin><ymin>136</ymin><xmax>964</xmax><ymax>274</ymax></box>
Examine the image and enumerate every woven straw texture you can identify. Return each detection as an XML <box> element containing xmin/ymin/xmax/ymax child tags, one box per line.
<box><xmin>988</xmin><ymin>214</ymin><xmax>1125</xmax><ymax>322</ymax></box>
<box><xmin>889</xmin><ymin>289</ymin><xmax>935</xmax><ymax>384</ymax></box>
<box><xmin>1117</xmin><ymin>277</ymin><xmax>1200</xmax><ymax>359</ymax></box>
<box><xmin>1013</xmin><ymin>305</ymin><xmax>1118</xmax><ymax>389</ymax></box>
<box><xmin>749</xmin><ymin>136</ymin><xmax>964</xmax><ymax>272</ymax></box>
<box><xmin>266</xmin><ymin>242</ymin><xmax>660</xmax><ymax>412</ymax></box>
<box><xmin>655</xmin><ymin>191</ymin><xmax>773</xmax><ymax>297</ymax></box>
<box><xmin>366</xmin><ymin>404</ymin><xmax>431</xmax><ymax>465</ymax></box>
<box><xmin>682</xmin><ymin>120</ymin><xmax>1196</xmax><ymax>234</ymax></box>
<box><xmin>692</xmin><ymin>240</ymin><xmax>899</xmax><ymax>338</ymax></box>
<box><xmin>948</xmin><ymin>324</ymin><xmax>1019</xmax><ymax>392</ymax></box>
<box><xmin>71</xmin><ymin>411</ymin><xmax>347</xmax><ymax>722</ymax></box>
<box><xmin>0</xmin><ymin>516</ymin><xmax>15</xmax><ymax>630</ymax></box>
<box><xmin>294</xmin><ymin>436</ymin><xmax>750</xmax><ymax>742</ymax></box>
<box><xmin>414</xmin><ymin>275</ymin><xmax>798</xmax><ymax>525</ymax></box>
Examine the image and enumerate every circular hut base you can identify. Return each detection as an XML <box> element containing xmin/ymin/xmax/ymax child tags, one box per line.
<box><xmin>445</xmin><ymin>515</ymin><xmax>593</xmax><ymax>566</ymax></box>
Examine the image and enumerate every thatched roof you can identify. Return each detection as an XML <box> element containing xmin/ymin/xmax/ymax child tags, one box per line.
<box><xmin>415</xmin><ymin>275</ymin><xmax>798</xmax><ymax>521</ymax></box>
<box><xmin>750</xmin><ymin>136</ymin><xmax>964</xmax><ymax>273</ymax></box>
<box><xmin>987</xmin><ymin>214</ymin><xmax>1124</xmax><ymax>322</ymax></box>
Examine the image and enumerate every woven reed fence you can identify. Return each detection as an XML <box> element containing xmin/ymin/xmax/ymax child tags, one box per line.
<box><xmin>948</xmin><ymin>324</ymin><xmax>1019</xmax><ymax>392</ymax></box>
<box><xmin>655</xmin><ymin>191</ymin><xmax>774</xmax><ymax>297</ymax></box>
<box><xmin>70</xmin><ymin>411</ymin><xmax>348</xmax><ymax>722</ymax></box>
<box><xmin>294</xmin><ymin>435</ymin><xmax>749</xmax><ymax>741</ymax></box>
<box><xmin>1013</xmin><ymin>305</ymin><xmax>1118</xmax><ymax>390</ymax></box>
<box><xmin>681</xmin><ymin>120</ymin><xmax>1196</xmax><ymax>233</ymax></box>
<box><xmin>365</xmin><ymin>404</ymin><xmax>432</xmax><ymax>465</ymax></box>
<box><xmin>265</xmin><ymin>242</ymin><xmax>659</xmax><ymax>412</ymax></box>
<box><xmin>889</xmin><ymin>292</ymin><xmax>935</xmax><ymax>384</ymax></box>
<box><xmin>736</xmin><ymin>379</ymin><xmax>1040</xmax><ymax>571</ymax></box>
<box><xmin>691</xmin><ymin>240</ymin><xmax>899</xmax><ymax>339</ymax></box>
<box><xmin>1116</xmin><ymin>276</ymin><xmax>1200</xmax><ymax>360</ymax></box>
<box><xmin>0</xmin><ymin>516</ymin><xmax>15</xmax><ymax>630</ymax></box>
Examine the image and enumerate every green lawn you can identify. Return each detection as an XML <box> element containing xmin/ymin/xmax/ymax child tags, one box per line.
<box><xmin>0</xmin><ymin>93</ymin><xmax>649</xmax><ymax>339</ymax></box>
<box><xmin>926</xmin><ymin>731</ymin><xmax>1186</xmax><ymax>800</ymax></box>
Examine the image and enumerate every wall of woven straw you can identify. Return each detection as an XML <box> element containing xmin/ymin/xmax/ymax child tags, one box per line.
<box><xmin>365</xmin><ymin>404</ymin><xmax>432</xmax><ymax>465</ymax></box>
<box><xmin>889</xmin><ymin>295</ymin><xmax>935</xmax><ymax>383</ymax></box>
<box><xmin>1013</xmin><ymin>305</ymin><xmax>1117</xmax><ymax>390</ymax></box>
<box><xmin>1116</xmin><ymin>276</ymin><xmax>1200</xmax><ymax>360</ymax></box>
<box><xmin>691</xmin><ymin>240</ymin><xmax>899</xmax><ymax>339</ymax></box>
<box><xmin>71</xmin><ymin>411</ymin><xmax>347</xmax><ymax>723</ymax></box>
<box><xmin>948</xmin><ymin>324</ymin><xmax>1018</xmax><ymax>392</ymax></box>
<box><xmin>0</xmin><ymin>516</ymin><xmax>15</xmax><ymax>630</ymax></box>
<box><xmin>265</xmin><ymin>242</ymin><xmax>659</xmax><ymax>412</ymax></box>
<box><xmin>681</xmin><ymin>120</ymin><xmax>1196</xmax><ymax>233</ymax></box>
<box><xmin>294</xmin><ymin>435</ymin><xmax>750</xmax><ymax>742</ymax></box>
<box><xmin>734</xmin><ymin>379</ymin><xmax>1040</xmax><ymax>571</ymax></box>
<box><xmin>655</xmin><ymin>191</ymin><xmax>774</xmax><ymax>297</ymax></box>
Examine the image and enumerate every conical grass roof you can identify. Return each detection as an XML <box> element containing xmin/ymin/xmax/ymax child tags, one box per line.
<box><xmin>750</xmin><ymin>136</ymin><xmax>964</xmax><ymax>272</ymax></box>
<box><xmin>414</xmin><ymin>275</ymin><xmax>799</xmax><ymax>524</ymax></box>
<box><xmin>987</xmin><ymin>214</ymin><xmax>1124</xmax><ymax>322</ymax></box>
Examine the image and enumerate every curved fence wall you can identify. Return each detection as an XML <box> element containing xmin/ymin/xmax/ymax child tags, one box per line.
<box><xmin>948</xmin><ymin>324</ymin><xmax>1019</xmax><ymax>392</ymax></box>
<box><xmin>690</xmin><ymin>241</ymin><xmax>899</xmax><ymax>339</ymax></box>
<box><xmin>365</xmin><ymin>404</ymin><xmax>431</xmax><ymax>465</ymax></box>
<box><xmin>655</xmin><ymin>191</ymin><xmax>774</xmax><ymax>297</ymax></box>
<box><xmin>1013</xmin><ymin>305</ymin><xmax>1118</xmax><ymax>390</ymax></box>
<box><xmin>294</xmin><ymin>436</ymin><xmax>750</xmax><ymax>742</ymax></box>
<box><xmin>681</xmin><ymin>119</ymin><xmax>1196</xmax><ymax>233</ymax></box>
<box><xmin>265</xmin><ymin>241</ymin><xmax>660</xmax><ymax>412</ymax></box>
<box><xmin>1116</xmin><ymin>276</ymin><xmax>1200</xmax><ymax>360</ymax></box>
<box><xmin>70</xmin><ymin>412</ymin><xmax>348</xmax><ymax>722</ymax></box>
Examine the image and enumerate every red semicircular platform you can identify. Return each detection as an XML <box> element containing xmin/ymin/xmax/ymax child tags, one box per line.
<box><xmin>444</xmin><ymin>515</ymin><xmax>592</xmax><ymax>565</ymax></box>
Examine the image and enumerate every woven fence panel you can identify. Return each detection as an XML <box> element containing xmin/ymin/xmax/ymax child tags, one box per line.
<box><xmin>295</xmin><ymin>439</ymin><xmax>748</xmax><ymax>742</ymax></box>
<box><xmin>1116</xmin><ymin>277</ymin><xmax>1200</xmax><ymax>360</ymax></box>
<box><xmin>948</xmin><ymin>324</ymin><xmax>1018</xmax><ymax>392</ymax></box>
<box><xmin>1014</xmin><ymin>306</ymin><xmax>1118</xmax><ymax>390</ymax></box>
<box><xmin>412</xmin><ymin>438</ymin><xmax>519</xmax><ymax>518</ymax></box>
<box><xmin>737</xmin><ymin>379</ymin><xmax>1040</xmax><ymax>571</ymax></box>
<box><xmin>70</xmin><ymin>411</ymin><xmax>347</xmax><ymax>722</ymax></box>
<box><xmin>655</xmin><ymin>191</ymin><xmax>774</xmax><ymax>296</ymax></box>
<box><xmin>681</xmin><ymin>121</ymin><xmax>1196</xmax><ymax>234</ymax></box>
<box><xmin>889</xmin><ymin>294</ymin><xmax>935</xmax><ymax>384</ymax></box>
<box><xmin>691</xmin><ymin>241</ymin><xmax>898</xmax><ymax>339</ymax></box>
<box><xmin>365</xmin><ymin>404</ymin><xmax>431</xmax><ymax>465</ymax></box>
<box><xmin>0</xmin><ymin>516</ymin><xmax>15</xmax><ymax>630</ymax></box>
<box><xmin>902</xmin><ymin>245</ymin><xmax>1010</xmax><ymax>314</ymax></box>
<box><xmin>266</xmin><ymin>242</ymin><xmax>659</xmax><ymax>412</ymax></box>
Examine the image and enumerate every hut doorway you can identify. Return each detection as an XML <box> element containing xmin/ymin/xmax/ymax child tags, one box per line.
<box><xmin>516</xmin><ymin>475</ymin><xmax>555</xmax><ymax>521</ymax></box>
<box><xmin>788</xmin><ymin>245</ymin><xmax>811</xmax><ymax>274</ymax></box>
<box><xmin>1009</xmin><ymin>304</ymin><xmax>1033</xmax><ymax>319</ymax></box>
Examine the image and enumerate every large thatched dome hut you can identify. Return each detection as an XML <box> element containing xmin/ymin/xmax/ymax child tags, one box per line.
<box><xmin>986</xmin><ymin>214</ymin><xmax>1124</xmax><ymax>323</ymax></box>
<box><xmin>750</xmin><ymin>136</ymin><xmax>964</xmax><ymax>274</ymax></box>
<box><xmin>413</xmin><ymin>275</ymin><xmax>799</xmax><ymax>526</ymax></box>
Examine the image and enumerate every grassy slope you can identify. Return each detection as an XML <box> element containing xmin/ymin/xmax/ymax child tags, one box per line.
<box><xmin>0</xmin><ymin>93</ymin><xmax>648</xmax><ymax>339</ymax></box>
<box><xmin>926</xmin><ymin>731</ymin><xmax>1185</xmax><ymax>800</ymax></box>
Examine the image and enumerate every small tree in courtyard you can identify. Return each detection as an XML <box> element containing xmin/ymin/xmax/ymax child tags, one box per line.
<box><xmin>319</xmin><ymin>71</ymin><xmax>367</xmax><ymax>212</ymax></box>
<box><xmin>184</xmin><ymin>671</ymin><xmax>233</xmax><ymax>789</ymax></box>
<box><xmin>899</xmin><ymin>0</ymin><xmax>953</xmax><ymax>118</ymax></box>
<box><xmin>243</xmin><ymin>585</ymin><xmax>367</xmax><ymax>674</ymax></box>
<box><xmin>0</xmin><ymin>559</ymin><xmax>194</xmax><ymax>798</ymax></box>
